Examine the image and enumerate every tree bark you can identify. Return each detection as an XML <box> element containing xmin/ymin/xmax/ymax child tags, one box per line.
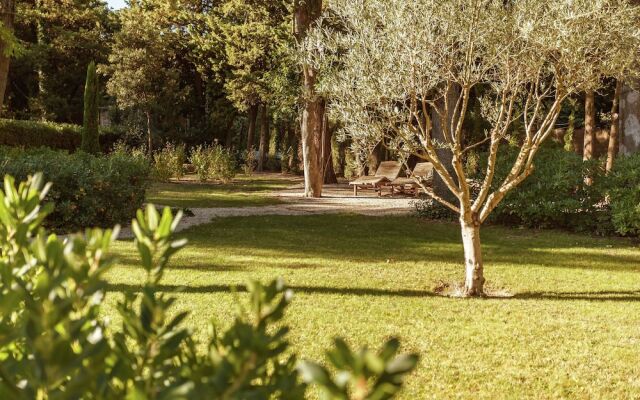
<box><xmin>224</xmin><ymin>114</ymin><xmax>236</xmax><ymax>149</ymax></box>
<box><xmin>606</xmin><ymin>80</ymin><xmax>623</xmax><ymax>173</ymax></box>
<box><xmin>583</xmin><ymin>89</ymin><xmax>595</xmax><ymax>161</ymax></box>
<box><xmin>295</xmin><ymin>0</ymin><xmax>324</xmax><ymax>198</ymax></box>
<box><xmin>431</xmin><ymin>85</ymin><xmax>461</xmax><ymax>204</ymax></box>
<box><xmin>246</xmin><ymin>103</ymin><xmax>259</xmax><ymax>151</ymax></box>
<box><xmin>323</xmin><ymin>118</ymin><xmax>338</xmax><ymax>184</ymax></box>
<box><xmin>0</xmin><ymin>0</ymin><xmax>15</xmax><ymax>115</ymax></box>
<box><xmin>461</xmin><ymin>218</ymin><xmax>484</xmax><ymax>297</ymax></box>
<box><xmin>257</xmin><ymin>103</ymin><xmax>269</xmax><ymax>172</ymax></box>
<box><xmin>301</xmin><ymin>97</ymin><xmax>325</xmax><ymax>196</ymax></box>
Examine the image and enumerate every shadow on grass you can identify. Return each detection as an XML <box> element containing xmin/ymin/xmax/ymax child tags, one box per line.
<box><xmin>182</xmin><ymin>214</ymin><xmax>640</xmax><ymax>273</ymax></box>
<box><xmin>106</xmin><ymin>283</ymin><xmax>640</xmax><ymax>302</ymax></box>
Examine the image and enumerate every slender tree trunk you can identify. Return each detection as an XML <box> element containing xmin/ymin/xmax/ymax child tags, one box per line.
<box><xmin>583</xmin><ymin>90</ymin><xmax>595</xmax><ymax>185</ymax></box>
<box><xmin>246</xmin><ymin>103</ymin><xmax>258</xmax><ymax>151</ymax></box>
<box><xmin>461</xmin><ymin>217</ymin><xmax>484</xmax><ymax>297</ymax></box>
<box><xmin>583</xmin><ymin>89</ymin><xmax>595</xmax><ymax>161</ymax></box>
<box><xmin>336</xmin><ymin>137</ymin><xmax>346</xmax><ymax>177</ymax></box>
<box><xmin>146</xmin><ymin>111</ymin><xmax>153</xmax><ymax>156</ymax></box>
<box><xmin>257</xmin><ymin>103</ymin><xmax>269</xmax><ymax>172</ymax></box>
<box><xmin>323</xmin><ymin>118</ymin><xmax>338</xmax><ymax>184</ymax></box>
<box><xmin>606</xmin><ymin>80</ymin><xmax>623</xmax><ymax>173</ymax></box>
<box><xmin>295</xmin><ymin>0</ymin><xmax>324</xmax><ymax>198</ymax></box>
<box><xmin>0</xmin><ymin>0</ymin><xmax>15</xmax><ymax>115</ymax></box>
<box><xmin>285</xmin><ymin>124</ymin><xmax>295</xmax><ymax>172</ymax></box>
<box><xmin>36</xmin><ymin>0</ymin><xmax>48</xmax><ymax>120</ymax></box>
<box><xmin>224</xmin><ymin>115</ymin><xmax>236</xmax><ymax>149</ymax></box>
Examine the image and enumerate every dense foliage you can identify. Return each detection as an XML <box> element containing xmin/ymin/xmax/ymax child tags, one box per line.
<box><xmin>0</xmin><ymin>174</ymin><xmax>418</xmax><ymax>399</ymax></box>
<box><xmin>0</xmin><ymin>147</ymin><xmax>149</xmax><ymax>231</ymax></box>
<box><xmin>603</xmin><ymin>154</ymin><xmax>640</xmax><ymax>236</ymax></box>
<box><xmin>416</xmin><ymin>147</ymin><xmax>640</xmax><ymax>237</ymax></box>
<box><xmin>152</xmin><ymin>142</ymin><xmax>186</xmax><ymax>182</ymax></box>
<box><xmin>190</xmin><ymin>144</ymin><xmax>237</xmax><ymax>183</ymax></box>
<box><xmin>0</xmin><ymin>118</ymin><xmax>122</xmax><ymax>151</ymax></box>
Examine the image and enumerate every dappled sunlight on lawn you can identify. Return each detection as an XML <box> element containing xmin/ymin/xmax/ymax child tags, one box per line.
<box><xmin>106</xmin><ymin>214</ymin><xmax>640</xmax><ymax>399</ymax></box>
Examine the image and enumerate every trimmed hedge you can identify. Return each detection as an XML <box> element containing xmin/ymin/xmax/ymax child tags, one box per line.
<box><xmin>0</xmin><ymin>119</ymin><xmax>122</xmax><ymax>152</ymax></box>
<box><xmin>0</xmin><ymin>147</ymin><xmax>150</xmax><ymax>231</ymax></box>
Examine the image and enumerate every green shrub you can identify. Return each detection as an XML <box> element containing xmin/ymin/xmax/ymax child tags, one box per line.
<box><xmin>414</xmin><ymin>146</ymin><xmax>618</xmax><ymax>235</ymax></box>
<box><xmin>0</xmin><ymin>175</ymin><xmax>418</xmax><ymax>399</ymax></box>
<box><xmin>603</xmin><ymin>153</ymin><xmax>640</xmax><ymax>236</ymax></box>
<box><xmin>0</xmin><ymin>147</ymin><xmax>150</xmax><ymax>231</ymax></box>
<box><xmin>485</xmin><ymin>146</ymin><xmax>607</xmax><ymax>232</ymax></box>
<box><xmin>190</xmin><ymin>145</ymin><xmax>237</xmax><ymax>182</ymax></box>
<box><xmin>0</xmin><ymin>118</ymin><xmax>123</xmax><ymax>152</ymax></box>
<box><xmin>152</xmin><ymin>143</ymin><xmax>185</xmax><ymax>182</ymax></box>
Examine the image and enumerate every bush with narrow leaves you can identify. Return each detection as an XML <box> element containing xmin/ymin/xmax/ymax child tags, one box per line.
<box><xmin>0</xmin><ymin>174</ymin><xmax>418</xmax><ymax>399</ymax></box>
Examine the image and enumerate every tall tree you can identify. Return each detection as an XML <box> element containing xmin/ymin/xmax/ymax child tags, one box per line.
<box><xmin>81</xmin><ymin>61</ymin><xmax>100</xmax><ymax>154</ymax></box>
<box><xmin>106</xmin><ymin>0</ymin><xmax>184</xmax><ymax>154</ymax></box>
<box><xmin>0</xmin><ymin>0</ymin><xmax>16</xmax><ymax>115</ymax></box>
<box><xmin>295</xmin><ymin>0</ymin><xmax>324</xmax><ymax>197</ymax></box>
<box><xmin>9</xmin><ymin>0</ymin><xmax>113</xmax><ymax>123</ymax></box>
<box><xmin>314</xmin><ymin>0</ymin><xmax>640</xmax><ymax>296</ymax></box>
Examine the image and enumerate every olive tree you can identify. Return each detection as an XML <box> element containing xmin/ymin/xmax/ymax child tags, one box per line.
<box><xmin>310</xmin><ymin>0</ymin><xmax>640</xmax><ymax>296</ymax></box>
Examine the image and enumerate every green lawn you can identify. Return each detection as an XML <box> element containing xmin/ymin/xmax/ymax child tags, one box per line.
<box><xmin>146</xmin><ymin>174</ymin><xmax>296</xmax><ymax>208</ymax></box>
<box><xmin>106</xmin><ymin>214</ymin><xmax>640</xmax><ymax>399</ymax></box>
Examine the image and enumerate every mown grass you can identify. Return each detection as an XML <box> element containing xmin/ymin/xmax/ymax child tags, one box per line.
<box><xmin>146</xmin><ymin>174</ymin><xmax>296</xmax><ymax>208</ymax></box>
<box><xmin>105</xmin><ymin>213</ymin><xmax>640</xmax><ymax>399</ymax></box>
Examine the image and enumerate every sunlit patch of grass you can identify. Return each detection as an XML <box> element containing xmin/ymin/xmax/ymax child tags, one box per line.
<box><xmin>146</xmin><ymin>173</ymin><xmax>296</xmax><ymax>208</ymax></box>
<box><xmin>105</xmin><ymin>214</ymin><xmax>640</xmax><ymax>399</ymax></box>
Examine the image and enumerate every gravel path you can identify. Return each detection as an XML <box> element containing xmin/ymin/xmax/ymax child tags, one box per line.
<box><xmin>118</xmin><ymin>181</ymin><xmax>417</xmax><ymax>239</ymax></box>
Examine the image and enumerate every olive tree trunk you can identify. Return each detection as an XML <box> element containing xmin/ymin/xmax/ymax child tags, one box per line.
<box><xmin>460</xmin><ymin>216</ymin><xmax>484</xmax><ymax>296</ymax></box>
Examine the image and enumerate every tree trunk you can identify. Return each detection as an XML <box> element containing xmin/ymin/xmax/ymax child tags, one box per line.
<box><xmin>620</xmin><ymin>81</ymin><xmax>640</xmax><ymax>155</ymax></box>
<box><xmin>224</xmin><ymin>115</ymin><xmax>236</xmax><ymax>149</ymax></box>
<box><xmin>146</xmin><ymin>111</ymin><xmax>153</xmax><ymax>156</ymax></box>
<box><xmin>461</xmin><ymin>218</ymin><xmax>484</xmax><ymax>297</ymax></box>
<box><xmin>301</xmin><ymin>98</ymin><xmax>325</xmax><ymax>196</ymax></box>
<box><xmin>431</xmin><ymin>85</ymin><xmax>460</xmax><ymax>204</ymax></box>
<box><xmin>246</xmin><ymin>103</ymin><xmax>258</xmax><ymax>151</ymax></box>
<box><xmin>323</xmin><ymin>117</ymin><xmax>338</xmax><ymax>184</ymax></box>
<box><xmin>336</xmin><ymin>136</ymin><xmax>346</xmax><ymax>177</ymax></box>
<box><xmin>606</xmin><ymin>80</ymin><xmax>623</xmax><ymax>173</ymax></box>
<box><xmin>257</xmin><ymin>103</ymin><xmax>269</xmax><ymax>172</ymax></box>
<box><xmin>0</xmin><ymin>0</ymin><xmax>15</xmax><ymax>115</ymax></box>
<box><xmin>36</xmin><ymin>0</ymin><xmax>48</xmax><ymax>120</ymax></box>
<box><xmin>583</xmin><ymin>89</ymin><xmax>595</xmax><ymax>161</ymax></box>
<box><xmin>583</xmin><ymin>90</ymin><xmax>595</xmax><ymax>185</ymax></box>
<box><xmin>295</xmin><ymin>0</ymin><xmax>324</xmax><ymax>198</ymax></box>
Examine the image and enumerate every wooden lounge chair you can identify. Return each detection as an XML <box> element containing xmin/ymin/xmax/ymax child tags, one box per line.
<box><xmin>349</xmin><ymin>161</ymin><xmax>402</xmax><ymax>196</ymax></box>
<box><xmin>387</xmin><ymin>162</ymin><xmax>434</xmax><ymax>196</ymax></box>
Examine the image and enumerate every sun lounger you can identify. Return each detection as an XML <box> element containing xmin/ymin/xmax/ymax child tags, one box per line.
<box><xmin>387</xmin><ymin>162</ymin><xmax>434</xmax><ymax>196</ymax></box>
<box><xmin>349</xmin><ymin>161</ymin><xmax>402</xmax><ymax>196</ymax></box>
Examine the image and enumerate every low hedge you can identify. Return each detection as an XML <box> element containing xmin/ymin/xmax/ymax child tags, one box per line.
<box><xmin>0</xmin><ymin>147</ymin><xmax>150</xmax><ymax>231</ymax></box>
<box><xmin>0</xmin><ymin>119</ymin><xmax>123</xmax><ymax>152</ymax></box>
